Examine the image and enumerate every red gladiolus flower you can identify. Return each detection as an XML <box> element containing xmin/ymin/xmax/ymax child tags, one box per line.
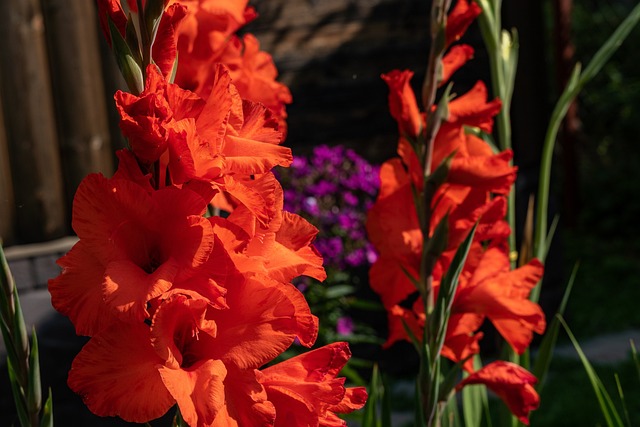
<box><xmin>49</xmin><ymin>172</ymin><xmax>218</xmax><ymax>335</ymax></box>
<box><xmin>214</xmin><ymin>176</ymin><xmax>327</xmax><ymax>284</ymax></box>
<box><xmin>381</xmin><ymin>70</ymin><xmax>423</xmax><ymax>139</ymax></box>
<box><xmin>172</xmin><ymin>0</ymin><xmax>291</xmax><ymax>131</ymax></box>
<box><xmin>219</xmin><ymin>34</ymin><xmax>293</xmax><ymax>134</ymax></box>
<box><xmin>115</xmin><ymin>64</ymin><xmax>292</xmax><ymax>223</ymax></box>
<box><xmin>446</xmin><ymin>0</ymin><xmax>482</xmax><ymax>46</ymax></box>
<box><xmin>260</xmin><ymin>342</ymin><xmax>368</xmax><ymax>427</ymax></box>
<box><xmin>441</xmin><ymin>44</ymin><xmax>475</xmax><ymax>84</ymax></box>
<box><xmin>454</xmin><ymin>245</ymin><xmax>546</xmax><ymax>354</ymax></box>
<box><xmin>456</xmin><ymin>361</ymin><xmax>540</xmax><ymax>425</ymax></box>
<box><xmin>67</xmin><ymin>273</ymin><xmax>318</xmax><ymax>424</ymax></box>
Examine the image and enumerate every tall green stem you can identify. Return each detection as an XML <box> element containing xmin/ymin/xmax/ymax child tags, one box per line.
<box><xmin>531</xmin><ymin>1</ymin><xmax>640</xmax><ymax>301</ymax></box>
<box><xmin>477</xmin><ymin>0</ymin><xmax>519</xmax><ymax>267</ymax></box>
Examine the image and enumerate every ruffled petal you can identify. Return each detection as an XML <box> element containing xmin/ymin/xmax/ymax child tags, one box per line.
<box><xmin>68</xmin><ymin>322</ymin><xmax>174</xmax><ymax>422</ymax></box>
<box><xmin>199</xmin><ymin>275</ymin><xmax>318</xmax><ymax>369</ymax></box>
<box><xmin>261</xmin><ymin>342</ymin><xmax>367</xmax><ymax>427</ymax></box>
<box><xmin>211</xmin><ymin>368</ymin><xmax>276</xmax><ymax>427</ymax></box>
<box><xmin>48</xmin><ymin>240</ymin><xmax>112</xmax><ymax>336</ymax></box>
<box><xmin>456</xmin><ymin>361</ymin><xmax>540</xmax><ymax>425</ymax></box>
<box><xmin>159</xmin><ymin>359</ymin><xmax>227</xmax><ymax>427</ymax></box>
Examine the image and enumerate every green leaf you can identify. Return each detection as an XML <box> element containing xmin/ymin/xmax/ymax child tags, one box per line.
<box><xmin>143</xmin><ymin>0</ymin><xmax>165</xmax><ymax>44</ymax></box>
<box><xmin>534</xmin><ymin>3</ymin><xmax>640</xmax><ymax>281</ymax></box>
<box><xmin>533</xmin><ymin>262</ymin><xmax>578</xmax><ymax>391</ymax></box>
<box><xmin>463</xmin><ymin>126</ymin><xmax>499</xmax><ymax>154</ymax></box>
<box><xmin>400</xmin><ymin>264</ymin><xmax>422</xmax><ymax>293</ymax></box>
<box><xmin>631</xmin><ymin>340</ymin><xmax>640</xmax><ymax>382</ymax></box>
<box><xmin>439</xmin><ymin>355</ymin><xmax>471</xmax><ymax>403</ymax></box>
<box><xmin>613</xmin><ymin>374</ymin><xmax>631</xmax><ymax>427</ymax></box>
<box><xmin>172</xmin><ymin>405</ymin><xmax>188</xmax><ymax>427</ymax></box>
<box><xmin>461</xmin><ymin>355</ymin><xmax>492</xmax><ymax>427</ymax></box>
<box><xmin>441</xmin><ymin>397</ymin><xmax>461</xmax><ymax>427</ymax></box>
<box><xmin>7</xmin><ymin>357</ymin><xmax>29</xmax><ymax>427</ymax></box>
<box><xmin>27</xmin><ymin>328</ymin><xmax>42</xmax><ymax>414</ymax></box>
<box><xmin>169</xmin><ymin>51</ymin><xmax>179</xmax><ymax>84</ymax></box>
<box><xmin>339</xmin><ymin>363</ymin><xmax>366</xmax><ymax>387</ymax></box>
<box><xmin>429</xmin><ymin>223</ymin><xmax>477</xmax><ymax>354</ymax></box>
<box><xmin>401</xmin><ymin>317</ymin><xmax>421</xmax><ymax>353</ymax></box>
<box><xmin>558</xmin><ymin>315</ymin><xmax>624</xmax><ymax>427</ymax></box>
<box><xmin>0</xmin><ymin>243</ymin><xmax>16</xmax><ymax>327</ymax></box>
<box><xmin>39</xmin><ymin>389</ymin><xmax>53</xmax><ymax>427</ymax></box>
<box><xmin>422</xmin><ymin>213</ymin><xmax>450</xmax><ymax>291</ymax></box>
<box><xmin>324</xmin><ymin>285</ymin><xmax>356</xmax><ymax>299</ymax></box>
<box><xmin>125</xmin><ymin>17</ymin><xmax>142</xmax><ymax>63</ymax></box>
<box><xmin>1</xmin><ymin>314</ymin><xmax>20</xmax><ymax>377</ymax></box>
<box><xmin>109</xmin><ymin>17</ymin><xmax>145</xmax><ymax>95</ymax></box>
<box><xmin>361</xmin><ymin>364</ymin><xmax>381</xmax><ymax>427</ymax></box>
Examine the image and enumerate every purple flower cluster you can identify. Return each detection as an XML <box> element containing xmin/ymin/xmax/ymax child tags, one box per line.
<box><xmin>276</xmin><ymin>145</ymin><xmax>380</xmax><ymax>271</ymax></box>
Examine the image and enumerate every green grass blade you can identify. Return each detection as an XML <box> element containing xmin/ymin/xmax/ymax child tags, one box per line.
<box><xmin>613</xmin><ymin>374</ymin><xmax>631</xmax><ymax>427</ymax></box>
<box><xmin>361</xmin><ymin>364</ymin><xmax>381</xmax><ymax>427</ymax></box>
<box><xmin>631</xmin><ymin>340</ymin><xmax>640</xmax><ymax>381</ymax></box>
<box><xmin>545</xmin><ymin>215</ymin><xmax>560</xmax><ymax>258</ymax></box>
<box><xmin>533</xmin><ymin>262</ymin><xmax>579</xmax><ymax>391</ymax></box>
<box><xmin>579</xmin><ymin>3</ymin><xmax>640</xmax><ymax>85</ymax></box>
<box><xmin>558</xmin><ymin>315</ymin><xmax>624</xmax><ymax>427</ymax></box>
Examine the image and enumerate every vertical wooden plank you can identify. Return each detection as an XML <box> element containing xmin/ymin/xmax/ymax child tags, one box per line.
<box><xmin>0</xmin><ymin>0</ymin><xmax>67</xmax><ymax>243</ymax></box>
<box><xmin>41</xmin><ymin>0</ymin><xmax>114</xmax><ymax>208</ymax></box>
<box><xmin>0</xmin><ymin>90</ymin><xmax>16</xmax><ymax>245</ymax></box>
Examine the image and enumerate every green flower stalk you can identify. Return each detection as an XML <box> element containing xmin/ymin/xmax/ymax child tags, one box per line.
<box><xmin>0</xmin><ymin>243</ymin><xmax>53</xmax><ymax>427</ymax></box>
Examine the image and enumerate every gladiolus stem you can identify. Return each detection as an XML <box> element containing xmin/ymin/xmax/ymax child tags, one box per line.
<box><xmin>421</xmin><ymin>0</ymin><xmax>452</xmax><ymax>178</ymax></box>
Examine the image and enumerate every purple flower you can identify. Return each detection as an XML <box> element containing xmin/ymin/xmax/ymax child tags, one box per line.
<box><xmin>345</xmin><ymin>248</ymin><xmax>365</xmax><ymax>267</ymax></box>
<box><xmin>303</xmin><ymin>197</ymin><xmax>320</xmax><ymax>216</ymax></box>
<box><xmin>278</xmin><ymin>144</ymin><xmax>380</xmax><ymax>270</ymax></box>
<box><xmin>366</xmin><ymin>246</ymin><xmax>378</xmax><ymax>264</ymax></box>
<box><xmin>343</xmin><ymin>192</ymin><xmax>358</xmax><ymax>206</ymax></box>
<box><xmin>336</xmin><ymin>316</ymin><xmax>355</xmax><ymax>335</ymax></box>
<box><xmin>311</xmin><ymin>181</ymin><xmax>337</xmax><ymax>197</ymax></box>
<box><xmin>338</xmin><ymin>214</ymin><xmax>356</xmax><ymax>230</ymax></box>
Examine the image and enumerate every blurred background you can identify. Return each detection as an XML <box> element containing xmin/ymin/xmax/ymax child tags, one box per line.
<box><xmin>0</xmin><ymin>0</ymin><xmax>639</xmax><ymax>425</ymax></box>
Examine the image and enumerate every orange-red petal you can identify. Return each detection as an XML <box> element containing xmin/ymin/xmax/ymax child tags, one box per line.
<box><xmin>68</xmin><ymin>322</ymin><xmax>175</xmax><ymax>422</ymax></box>
<box><xmin>456</xmin><ymin>361</ymin><xmax>540</xmax><ymax>425</ymax></box>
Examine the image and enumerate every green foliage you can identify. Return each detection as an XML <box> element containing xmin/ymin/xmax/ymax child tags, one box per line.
<box><xmin>532</xmin><ymin>334</ymin><xmax>640</xmax><ymax>426</ymax></box>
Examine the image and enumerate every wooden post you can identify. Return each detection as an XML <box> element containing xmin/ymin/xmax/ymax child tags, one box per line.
<box><xmin>41</xmin><ymin>0</ymin><xmax>114</xmax><ymax>208</ymax></box>
<box><xmin>0</xmin><ymin>90</ymin><xmax>15</xmax><ymax>245</ymax></box>
<box><xmin>0</xmin><ymin>0</ymin><xmax>67</xmax><ymax>243</ymax></box>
